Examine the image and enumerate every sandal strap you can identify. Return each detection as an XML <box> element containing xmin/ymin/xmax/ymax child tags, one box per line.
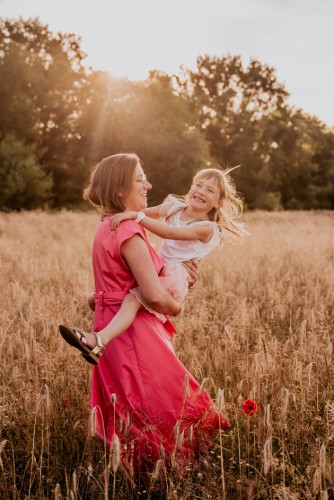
<box><xmin>91</xmin><ymin>333</ymin><xmax>105</xmax><ymax>357</ymax></box>
<box><xmin>73</xmin><ymin>327</ymin><xmax>88</xmax><ymax>346</ymax></box>
<box><xmin>73</xmin><ymin>327</ymin><xmax>105</xmax><ymax>358</ymax></box>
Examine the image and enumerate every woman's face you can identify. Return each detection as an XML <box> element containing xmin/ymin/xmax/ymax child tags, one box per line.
<box><xmin>124</xmin><ymin>163</ymin><xmax>152</xmax><ymax>211</ymax></box>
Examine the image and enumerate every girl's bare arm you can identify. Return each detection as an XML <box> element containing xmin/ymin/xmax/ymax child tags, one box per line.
<box><xmin>140</xmin><ymin>217</ymin><xmax>212</xmax><ymax>243</ymax></box>
<box><xmin>111</xmin><ymin>211</ymin><xmax>213</xmax><ymax>243</ymax></box>
<box><xmin>143</xmin><ymin>205</ymin><xmax>162</xmax><ymax>219</ymax></box>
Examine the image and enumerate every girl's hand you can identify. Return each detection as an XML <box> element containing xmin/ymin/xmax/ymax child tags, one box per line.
<box><xmin>182</xmin><ymin>259</ymin><xmax>200</xmax><ymax>289</ymax></box>
<box><xmin>110</xmin><ymin>211</ymin><xmax>137</xmax><ymax>229</ymax></box>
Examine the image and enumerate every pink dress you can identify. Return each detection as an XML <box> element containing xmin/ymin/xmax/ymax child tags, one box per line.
<box><xmin>91</xmin><ymin>218</ymin><xmax>230</xmax><ymax>473</ymax></box>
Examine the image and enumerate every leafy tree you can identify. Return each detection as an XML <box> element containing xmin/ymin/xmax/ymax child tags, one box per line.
<box><xmin>0</xmin><ymin>17</ymin><xmax>88</xmax><ymax>205</ymax></box>
<box><xmin>0</xmin><ymin>134</ymin><xmax>52</xmax><ymax>210</ymax></box>
<box><xmin>273</xmin><ymin>110</ymin><xmax>334</xmax><ymax>209</ymax></box>
<box><xmin>79</xmin><ymin>70</ymin><xmax>210</xmax><ymax>204</ymax></box>
<box><xmin>1</xmin><ymin>17</ymin><xmax>333</xmax><ymax>210</ymax></box>
<box><xmin>180</xmin><ymin>55</ymin><xmax>334</xmax><ymax>209</ymax></box>
<box><xmin>181</xmin><ymin>55</ymin><xmax>288</xmax><ymax>133</ymax></box>
<box><xmin>179</xmin><ymin>55</ymin><xmax>290</xmax><ymax>206</ymax></box>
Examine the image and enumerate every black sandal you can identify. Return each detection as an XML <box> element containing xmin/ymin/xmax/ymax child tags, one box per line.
<box><xmin>59</xmin><ymin>325</ymin><xmax>105</xmax><ymax>365</ymax></box>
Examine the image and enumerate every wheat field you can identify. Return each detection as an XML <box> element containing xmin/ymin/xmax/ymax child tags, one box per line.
<box><xmin>0</xmin><ymin>210</ymin><xmax>333</xmax><ymax>499</ymax></box>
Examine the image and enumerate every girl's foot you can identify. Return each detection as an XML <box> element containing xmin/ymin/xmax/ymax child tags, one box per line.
<box><xmin>58</xmin><ymin>325</ymin><xmax>105</xmax><ymax>365</ymax></box>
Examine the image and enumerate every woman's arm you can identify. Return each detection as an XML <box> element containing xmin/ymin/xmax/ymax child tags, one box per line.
<box><xmin>111</xmin><ymin>211</ymin><xmax>213</xmax><ymax>243</ymax></box>
<box><xmin>121</xmin><ymin>235</ymin><xmax>181</xmax><ymax>315</ymax></box>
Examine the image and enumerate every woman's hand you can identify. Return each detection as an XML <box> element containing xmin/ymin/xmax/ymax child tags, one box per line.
<box><xmin>110</xmin><ymin>211</ymin><xmax>137</xmax><ymax>229</ymax></box>
<box><xmin>87</xmin><ymin>291</ymin><xmax>95</xmax><ymax>311</ymax></box>
<box><xmin>182</xmin><ymin>259</ymin><xmax>200</xmax><ymax>289</ymax></box>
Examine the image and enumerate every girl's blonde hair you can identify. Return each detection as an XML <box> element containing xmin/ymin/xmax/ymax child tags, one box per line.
<box><xmin>83</xmin><ymin>153</ymin><xmax>140</xmax><ymax>214</ymax></box>
<box><xmin>168</xmin><ymin>167</ymin><xmax>246</xmax><ymax>241</ymax></box>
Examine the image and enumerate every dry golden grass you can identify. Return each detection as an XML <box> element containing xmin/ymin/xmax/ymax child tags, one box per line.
<box><xmin>0</xmin><ymin>210</ymin><xmax>333</xmax><ymax>499</ymax></box>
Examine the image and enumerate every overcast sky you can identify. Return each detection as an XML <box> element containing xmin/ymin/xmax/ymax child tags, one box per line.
<box><xmin>2</xmin><ymin>0</ymin><xmax>333</xmax><ymax>126</ymax></box>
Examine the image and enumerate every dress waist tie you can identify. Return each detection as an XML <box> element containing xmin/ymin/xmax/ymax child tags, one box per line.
<box><xmin>94</xmin><ymin>290</ymin><xmax>176</xmax><ymax>337</ymax></box>
<box><xmin>94</xmin><ymin>290</ymin><xmax>128</xmax><ymax>312</ymax></box>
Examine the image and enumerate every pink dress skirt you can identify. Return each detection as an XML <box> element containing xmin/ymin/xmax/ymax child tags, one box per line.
<box><xmin>90</xmin><ymin>219</ymin><xmax>230</xmax><ymax>473</ymax></box>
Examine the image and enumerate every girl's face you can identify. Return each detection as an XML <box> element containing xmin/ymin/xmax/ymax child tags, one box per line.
<box><xmin>123</xmin><ymin>163</ymin><xmax>152</xmax><ymax>211</ymax></box>
<box><xmin>188</xmin><ymin>176</ymin><xmax>222</xmax><ymax>213</ymax></box>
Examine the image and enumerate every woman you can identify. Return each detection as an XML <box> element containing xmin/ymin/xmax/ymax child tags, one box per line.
<box><xmin>62</xmin><ymin>153</ymin><xmax>230</xmax><ymax>473</ymax></box>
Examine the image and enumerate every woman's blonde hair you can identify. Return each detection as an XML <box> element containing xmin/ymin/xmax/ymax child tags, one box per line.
<box><xmin>83</xmin><ymin>153</ymin><xmax>140</xmax><ymax>214</ymax></box>
<box><xmin>167</xmin><ymin>167</ymin><xmax>246</xmax><ymax>241</ymax></box>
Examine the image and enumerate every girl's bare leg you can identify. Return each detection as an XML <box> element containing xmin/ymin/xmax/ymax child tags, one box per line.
<box><xmin>99</xmin><ymin>293</ymin><xmax>141</xmax><ymax>343</ymax></box>
<box><xmin>83</xmin><ymin>293</ymin><xmax>141</xmax><ymax>348</ymax></box>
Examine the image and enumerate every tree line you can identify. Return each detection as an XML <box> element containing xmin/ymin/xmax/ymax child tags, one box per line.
<box><xmin>0</xmin><ymin>17</ymin><xmax>333</xmax><ymax>210</ymax></box>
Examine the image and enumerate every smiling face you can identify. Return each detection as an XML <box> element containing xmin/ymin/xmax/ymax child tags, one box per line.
<box><xmin>123</xmin><ymin>162</ymin><xmax>152</xmax><ymax>211</ymax></box>
<box><xmin>188</xmin><ymin>175</ymin><xmax>222</xmax><ymax>215</ymax></box>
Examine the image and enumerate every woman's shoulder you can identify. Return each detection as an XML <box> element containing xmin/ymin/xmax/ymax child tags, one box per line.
<box><xmin>116</xmin><ymin>219</ymin><xmax>146</xmax><ymax>238</ymax></box>
<box><xmin>97</xmin><ymin>218</ymin><xmax>146</xmax><ymax>246</ymax></box>
<box><xmin>109</xmin><ymin>220</ymin><xmax>147</xmax><ymax>257</ymax></box>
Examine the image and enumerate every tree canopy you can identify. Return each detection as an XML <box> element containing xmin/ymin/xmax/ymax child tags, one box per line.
<box><xmin>0</xmin><ymin>17</ymin><xmax>333</xmax><ymax>211</ymax></box>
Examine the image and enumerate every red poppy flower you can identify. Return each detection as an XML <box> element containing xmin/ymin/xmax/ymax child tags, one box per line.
<box><xmin>242</xmin><ymin>399</ymin><xmax>258</xmax><ymax>416</ymax></box>
<box><xmin>62</xmin><ymin>396</ymin><xmax>71</xmax><ymax>412</ymax></box>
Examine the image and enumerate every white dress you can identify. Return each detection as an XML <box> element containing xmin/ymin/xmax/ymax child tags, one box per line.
<box><xmin>130</xmin><ymin>196</ymin><xmax>221</xmax><ymax>322</ymax></box>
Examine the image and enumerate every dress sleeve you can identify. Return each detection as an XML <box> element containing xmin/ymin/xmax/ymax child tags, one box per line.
<box><xmin>159</xmin><ymin>194</ymin><xmax>184</xmax><ymax>220</ymax></box>
<box><xmin>114</xmin><ymin>220</ymin><xmax>147</xmax><ymax>263</ymax></box>
<box><xmin>114</xmin><ymin>219</ymin><xmax>165</xmax><ymax>274</ymax></box>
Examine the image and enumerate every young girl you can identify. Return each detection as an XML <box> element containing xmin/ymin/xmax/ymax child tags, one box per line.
<box><xmin>59</xmin><ymin>167</ymin><xmax>245</xmax><ymax>364</ymax></box>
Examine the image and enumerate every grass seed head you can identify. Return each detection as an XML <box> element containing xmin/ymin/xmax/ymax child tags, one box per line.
<box><xmin>112</xmin><ymin>434</ymin><xmax>121</xmax><ymax>472</ymax></box>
